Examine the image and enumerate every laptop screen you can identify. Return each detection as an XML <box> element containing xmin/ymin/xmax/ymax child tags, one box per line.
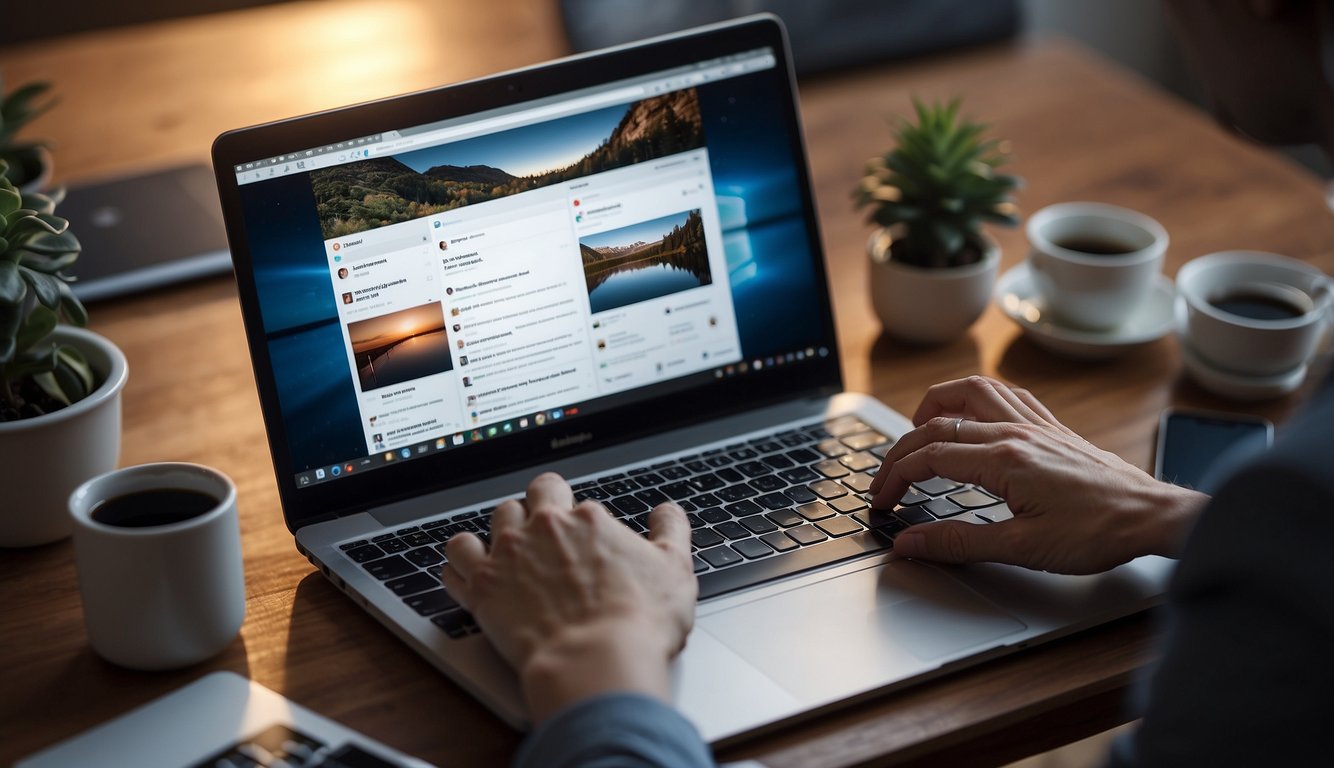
<box><xmin>215</xmin><ymin>18</ymin><xmax>840</xmax><ymax>525</ymax></box>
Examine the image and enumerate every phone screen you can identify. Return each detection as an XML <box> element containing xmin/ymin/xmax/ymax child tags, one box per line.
<box><xmin>1156</xmin><ymin>410</ymin><xmax>1273</xmax><ymax>488</ymax></box>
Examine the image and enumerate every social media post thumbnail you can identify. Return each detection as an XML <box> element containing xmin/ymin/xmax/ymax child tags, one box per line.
<box><xmin>580</xmin><ymin>209</ymin><xmax>711</xmax><ymax>315</ymax></box>
<box><xmin>346</xmin><ymin>301</ymin><xmax>453</xmax><ymax>392</ymax></box>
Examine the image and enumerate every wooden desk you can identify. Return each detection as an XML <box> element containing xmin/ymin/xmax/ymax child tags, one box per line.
<box><xmin>3</xmin><ymin>3</ymin><xmax>1332</xmax><ymax>766</ymax></box>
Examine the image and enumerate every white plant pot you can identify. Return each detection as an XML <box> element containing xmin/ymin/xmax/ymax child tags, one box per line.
<box><xmin>0</xmin><ymin>327</ymin><xmax>128</xmax><ymax>547</ymax></box>
<box><xmin>868</xmin><ymin>231</ymin><xmax>1001</xmax><ymax>345</ymax></box>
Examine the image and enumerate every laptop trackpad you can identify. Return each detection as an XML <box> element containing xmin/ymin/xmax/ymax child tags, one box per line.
<box><xmin>698</xmin><ymin>560</ymin><xmax>1026</xmax><ymax>701</ymax></box>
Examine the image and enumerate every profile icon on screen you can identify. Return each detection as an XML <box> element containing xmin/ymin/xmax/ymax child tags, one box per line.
<box><xmin>446</xmin><ymin>286</ymin><xmax>454</xmax><ymax>296</ymax></box>
<box><xmin>453</xmin><ymin>323</ymin><xmax>462</xmax><ymax>333</ymax></box>
<box><xmin>463</xmin><ymin>376</ymin><xmax>473</xmax><ymax>387</ymax></box>
<box><xmin>456</xmin><ymin>339</ymin><xmax>465</xmax><ymax>350</ymax></box>
<box><xmin>450</xmin><ymin>307</ymin><xmax>460</xmax><ymax>317</ymax></box>
<box><xmin>341</xmin><ymin>292</ymin><xmax>353</xmax><ymax>305</ymax></box>
<box><xmin>439</xmin><ymin>241</ymin><xmax>448</xmax><ymax>251</ymax></box>
<box><xmin>337</xmin><ymin>267</ymin><xmax>349</xmax><ymax>279</ymax></box>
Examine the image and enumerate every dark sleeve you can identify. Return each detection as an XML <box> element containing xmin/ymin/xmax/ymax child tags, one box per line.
<box><xmin>1110</xmin><ymin>389</ymin><xmax>1334</xmax><ymax>766</ymax></box>
<box><xmin>512</xmin><ymin>692</ymin><xmax>716</xmax><ymax>768</ymax></box>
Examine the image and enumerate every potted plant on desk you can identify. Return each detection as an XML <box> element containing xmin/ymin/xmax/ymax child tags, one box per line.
<box><xmin>0</xmin><ymin>165</ymin><xmax>127</xmax><ymax>547</ymax></box>
<box><xmin>854</xmin><ymin>98</ymin><xmax>1021</xmax><ymax>344</ymax></box>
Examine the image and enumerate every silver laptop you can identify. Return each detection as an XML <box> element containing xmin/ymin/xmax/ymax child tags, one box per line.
<box><xmin>212</xmin><ymin>14</ymin><xmax>1171</xmax><ymax>745</ymax></box>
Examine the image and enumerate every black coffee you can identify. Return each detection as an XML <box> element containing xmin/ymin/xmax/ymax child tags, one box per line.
<box><xmin>1209</xmin><ymin>292</ymin><xmax>1306</xmax><ymax>321</ymax></box>
<box><xmin>1052</xmin><ymin>236</ymin><xmax>1137</xmax><ymax>256</ymax></box>
<box><xmin>91</xmin><ymin>488</ymin><xmax>220</xmax><ymax>528</ymax></box>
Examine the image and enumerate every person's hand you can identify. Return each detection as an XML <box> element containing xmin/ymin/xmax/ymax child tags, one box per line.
<box><xmin>869</xmin><ymin>376</ymin><xmax>1207</xmax><ymax>574</ymax></box>
<box><xmin>441</xmin><ymin>472</ymin><xmax>696</xmax><ymax>723</ymax></box>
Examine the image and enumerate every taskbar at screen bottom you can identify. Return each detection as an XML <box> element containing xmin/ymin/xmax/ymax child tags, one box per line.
<box><xmin>292</xmin><ymin>344</ymin><xmax>829</xmax><ymax>489</ymax></box>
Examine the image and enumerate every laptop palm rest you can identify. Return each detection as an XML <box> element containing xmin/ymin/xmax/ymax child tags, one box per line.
<box><xmin>696</xmin><ymin>560</ymin><xmax>1026</xmax><ymax>703</ymax></box>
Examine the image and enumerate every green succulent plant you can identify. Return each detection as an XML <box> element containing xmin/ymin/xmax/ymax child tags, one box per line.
<box><xmin>854</xmin><ymin>98</ymin><xmax>1021</xmax><ymax>270</ymax></box>
<box><xmin>0</xmin><ymin>162</ymin><xmax>92</xmax><ymax>420</ymax></box>
<box><xmin>0</xmin><ymin>77</ymin><xmax>55</xmax><ymax>189</ymax></box>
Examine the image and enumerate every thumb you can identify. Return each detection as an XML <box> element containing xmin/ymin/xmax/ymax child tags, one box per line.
<box><xmin>893</xmin><ymin>521</ymin><xmax>1012</xmax><ymax>565</ymax></box>
<box><xmin>647</xmin><ymin>502</ymin><xmax>690</xmax><ymax>555</ymax></box>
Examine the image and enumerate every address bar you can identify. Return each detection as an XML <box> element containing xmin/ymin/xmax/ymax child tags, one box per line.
<box><xmin>370</xmin><ymin>84</ymin><xmax>648</xmax><ymax>156</ymax></box>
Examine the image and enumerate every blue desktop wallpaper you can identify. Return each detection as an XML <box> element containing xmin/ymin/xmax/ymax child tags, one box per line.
<box><xmin>239</xmin><ymin>71</ymin><xmax>824</xmax><ymax>471</ymax></box>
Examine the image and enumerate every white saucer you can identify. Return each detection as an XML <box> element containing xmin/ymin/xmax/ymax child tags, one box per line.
<box><xmin>994</xmin><ymin>263</ymin><xmax>1176</xmax><ymax>359</ymax></box>
<box><xmin>1179</xmin><ymin>335</ymin><xmax>1307</xmax><ymax>401</ymax></box>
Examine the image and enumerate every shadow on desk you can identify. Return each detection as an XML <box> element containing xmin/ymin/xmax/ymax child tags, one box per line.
<box><xmin>282</xmin><ymin>572</ymin><xmax>517</xmax><ymax>766</ymax></box>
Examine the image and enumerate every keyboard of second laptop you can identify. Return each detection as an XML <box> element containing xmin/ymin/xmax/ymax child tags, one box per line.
<box><xmin>337</xmin><ymin>415</ymin><xmax>1012</xmax><ymax>639</ymax></box>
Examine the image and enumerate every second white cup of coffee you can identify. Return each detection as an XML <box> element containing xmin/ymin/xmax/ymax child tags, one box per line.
<box><xmin>69</xmin><ymin>462</ymin><xmax>246</xmax><ymax>670</ymax></box>
<box><xmin>1026</xmin><ymin>202</ymin><xmax>1169</xmax><ymax>331</ymax></box>
<box><xmin>1177</xmin><ymin>251</ymin><xmax>1332</xmax><ymax>377</ymax></box>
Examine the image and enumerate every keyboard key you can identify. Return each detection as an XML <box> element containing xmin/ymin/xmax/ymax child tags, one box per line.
<box><xmin>796</xmin><ymin>502</ymin><xmax>836</xmax><ymax>521</ymax></box>
<box><xmin>685</xmin><ymin>513</ymin><xmax>705</xmax><ymax>529</ymax></box>
<box><xmin>785</xmin><ymin>447</ymin><xmax>821</xmax><ymax>464</ymax></box>
<box><xmin>379</xmin><ymin>538</ymin><xmax>409</xmax><ymax>554</ymax></box>
<box><xmin>765</xmin><ymin>509</ymin><xmax>803</xmax><ymax>527</ymax></box>
<box><xmin>752</xmin><ymin>441</ymin><xmax>783</xmax><ymax>454</ymax></box>
<box><xmin>699</xmin><ymin>508</ymin><xmax>731</xmax><ymax>525</ymax></box>
<box><xmin>599</xmin><ymin>473</ymin><xmax>627</xmax><ymax>482</ymax></box>
<box><xmin>691</xmin><ymin>555</ymin><xmax>710</xmax><ymax>574</ymax></box>
<box><xmin>838</xmin><ymin>451</ymin><xmax>879</xmax><ymax>472</ymax></box>
<box><xmin>601</xmin><ymin>480</ymin><xmax>637</xmax><ymax>496</ymax></box>
<box><xmin>754</xmin><ymin>492</ymin><xmax>791</xmax><ymax>511</ymax></box>
<box><xmin>705</xmin><ymin>455</ymin><xmax>733</xmax><ymax>468</ymax></box>
<box><xmin>690</xmin><ymin>474</ymin><xmax>727</xmax><ymax>493</ymax></box>
<box><xmin>608</xmin><ymin>496</ymin><xmax>650</xmax><ymax>515</ymax></box>
<box><xmin>363</xmin><ymin>555</ymin><xmax>416</xmax><ymax>581</ymax></box>
<box><xmin>715</xmin><ymin>483</ymin><xmax>758</xmax><ymax>502</ymax></box>
<box><xmin>736</xmin><ymin>460</ymin><xmax>769</xmax><ymax>477</ymax></box>
<box><xmin>851</xmin><ymin>507</ymin><xmax>901</xmax><ymax>530</ymax></box>
<box><xmin>739</xmin><ymin>514</ymin><xmax>779</xmax><ymax>535</ymax></box>
<box><xmin>404</xmin><ymin>589</ymin><xmax>459</xmax><ymax>616</ymax></box>
<box><xmin>783</xmin><ymin>486</ymin><xmax>819</xmax><ymax>504</ymax></box>
<box><xmin>634</xmin><ymin>488</ymin><xmax>670</xmax><ymax>506</ymax></box>
<box><xmin>779</xmin><ymin>466</ymin><xmax>820</xmax><ymax>484</ymax></box>
<box><xmin>692</xmin><ymin>492</ymin><xmax>722</xmax><ymax>507</ymax></box>
<box><xmin>404</xmin><ymin>546</ymin><xmax>445</xmax><ymax>568</ymax></box>
<box><xmin>762</xmin><ymin>454</ymin><xmax>794</xmax><ymax>469</ymax></box>
<box><xmin>725</xmin><ymin>499</ymin><xmax>762</xmax><ymax>517</ymax></box>
<box><xmin>842</xmin><ymin>431</ymin><xmax>889</xmax><ymax>451</ymax></box>
<box><xmin>344</xmin><ymin>544</ymin><xmax>385</xmax><ymax>563</ymax></box>
<box><xmin>372</xmin><ymin>533</ymin><xmax>396</xmax><ymax>543</ymax></box>
<box><xmin>913</xmin><ymin>477</ymin><xmax>963</xmax><ymax>496</ymax></box>
<box><xmin>948</xmin><ymin>488</ymin><xmax>1002</xmax><ymax>509</ymax></box>
<box><xmin>698</xmin><ymin>529</ymin><xmax>892</xmax><ymax>599</ymax></box>
<box><xmin>713</xmin><ymin>521</ymin><xmax>750</xmax><ymax>540</ymax></box>
<box><xmin>760</xmin><ymin>531</ymin><xmax>799</xmax><ymax>552</ymax></box>
<box><xmin>635</xmin><ymin>473</ymin><xmax>666</xmax><ymax>487</ymax></box>
<box><xmin>660</xmin><ymin>481</ymin><xmax>695</xmax><ymax>500</ymax></box>
<box><xmin>842</xmin><ymin>473</ymin><xmax>874</xmax><ymax>493</ymax></box>
<box><xmin>732</xmin><ymin>538</ymin><xmax>774</xmax><ymax>560</ymax></box>
<box><xmin>400</xmin><ymin>531</ymin><xmax>433</xmax><ymax>548</ymax></box>
<box><xmin>699</xmin><ymin>545</ymin><xmax>743</xmax><ymax>569</ymax></box>
<box><xmin>808</xmin><ymin>480</ymin><xmax>848</xmax><ymax>500</ymax></box>
<box><xmin>924</xmin><ymin>498</ymin><xmax>965</xmax><ymax>518</ymax></box>
<box><xmin>716</xmin><ymin>468</ymin><xmax>744</xmax><ymax>484</ymax></box>
<box><xmin>661</xmin><ymin>465</ymin><xmax>691</xmax><ymax>480</ymax></box>
<box><xmin>748</xmin><ymin>475</ymin><xmax>786</xmax><ymax>493</ymax></box>
<box><xmin>431</xmin><ymin>609</ymin><xmax>475</xmax><ymax>639</ymax></box>
<box><xmin>395</xmin><ymin>526</ymin><xmax>422</xmax><ymax>536</ymax></box>
<box><xmin>575</xmin><ymin>486</ymin><xmax>611</xmax><ymax>501</ymax></box>
<box><xmin>786</xmin><ymin>524</ymin><xmax>830</xmax><ymax>546</ymax></box>
<box><xmin>899</xmin><ymin>487</ymin><xmax>930</xmax><ymax>505</ymax></box>
<box><xmin>816</xmin><ymin>516</ymin><xmax>864</xmax><ymax>538</ymax></box>
<box><xmin>339</xmin><ymin>539</ymin><xmax>368</xmax><ymax>551</ymax></box>
<box><xmin>975</xmin><ymin>504</ymin><xmax>1014</xmax><ymax>523</ymax></box>
<box><xmin>830</xmin><ymin>495</ymin><xmax>868</xmax><ymax>514</ymax></box>
<box><xmin>896</xmin><ymin>506</ymin><xmax>935</xmax><ymax>525</ymax></box>
<box><xmin>816</xmin><ymin>439</ymin><xmax>851</xmax><ymax>457</ymax></box>
<box><xmin>871</xmin><ymin>442</ymin><xmax>894</xmax><ymax>458</ymax></box>
<box><xmin>814</xmin><ymin>459</ymin><xmax>850</xmax><ymax>478</ymax></box>
<box><xmin>621</xmin><ymin>516</ymin><xmax>646</xmax><ymax>532</ymax></box>
<box><xmin>728</xmin><ymin>448</ymin><xmax>759</xmax><ymax>461</ymax></box>
<box><xmin>691</xmin><ymin>528</ymin><xmax>726</xmax><ymax>548</ymax></box>
<box><xmin>384</xmin><ymin>572</ymin><xmax>440</xmax><ymax>596</ymax></box>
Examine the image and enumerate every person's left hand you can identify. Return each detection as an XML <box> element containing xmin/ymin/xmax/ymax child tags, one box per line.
<box><xmin>442</xmin><ymin>472</ymin><xmax>696</xmax><ymax>723</ymax></box>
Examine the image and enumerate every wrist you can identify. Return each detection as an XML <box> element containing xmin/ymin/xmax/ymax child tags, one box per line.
<box><xmin>1123</xmin><ymin>481</ymin><xmax>1209</xmax><ymax>559</ymax></box>
<box><xmin>519</xmin><ymin>619</ymin><xmax>675</xmax><ymax>724</ymax></box>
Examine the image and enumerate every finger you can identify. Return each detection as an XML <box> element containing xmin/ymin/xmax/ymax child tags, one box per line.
<box><xmin>444</xmin><ymin>531</ymin><xmax>488</xmax><ymax>581</ymax></box>
<box><xmin>911</xmin><ymin>376</ymin><xmax>1027</xmax><ymax>427</ymax></box>
<box><xmin>870</xmin><ymin>441</ymin><xmax>999</xmax><ymax>509</ymax></box>
<box><xmin>525</xmin><ymin>471</ymin><xmax>575</xmax><ymax>515</ymax></box>
<box><xmin>892</xmin><ymin>521</ymin><xmax>1018</xmax><ymax>566</ymax></box>
<box><xmin>647</xmin><ymin>502</ymin><xmax>690</xmax><ymax>556</ymax></box>
<box><xmin>490</xmin><ymin>498</ymin><xmax>526</xmax><ymax>538</ymax></box>
<box><xmin>440</xmin><ymin>563</ymin><xmax>473</xmax><ymax>609</ymax></box>
<box><xmin>870</xmin><ymin>417</ymin><xmax>997</xmax><ymax>495</ymax></box>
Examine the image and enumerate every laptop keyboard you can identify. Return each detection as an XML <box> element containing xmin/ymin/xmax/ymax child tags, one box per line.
<box><xmin>337</xmin><ymin>415</ymin><xmax>1011</xmax><ymax>639</ymax></box>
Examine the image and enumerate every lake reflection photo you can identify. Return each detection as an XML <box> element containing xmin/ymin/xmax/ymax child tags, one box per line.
<box><xmin>581</xmin><ymin>209</ymin><xmax>711</xmax><ymax>314</ymax></box>
<box><xmin>347</xmin><ymin>302</ymin><xmax>453</xmax><ymax>391</ymax></box>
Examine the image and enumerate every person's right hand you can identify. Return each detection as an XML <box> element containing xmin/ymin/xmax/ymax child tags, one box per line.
<box><xmin>869</xmin><ymin>376</ymin><xmax>1207</xmax><ymax>575</ymax></box>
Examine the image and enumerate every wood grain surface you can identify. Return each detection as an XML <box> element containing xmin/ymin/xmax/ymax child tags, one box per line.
<box><xmin>3</xmin><ymin>2</ymin><xmax>1332</xmax><ymax>766</ymax></box>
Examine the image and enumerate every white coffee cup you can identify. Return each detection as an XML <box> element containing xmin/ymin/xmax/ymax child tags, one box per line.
<box><xmin>69</xmin><ymin>463</ymin><xmax>245</xmax><ymax>670</ymax></box>
<box><xmin>1026</xmin><ymin>202</ymin><xmax>1169</xmax><ymax>330</ymax></box>
<box><xmin>1176</xmin><ymin>251</ymin><xmax>1332</xmax><ymax>377</ymax></box>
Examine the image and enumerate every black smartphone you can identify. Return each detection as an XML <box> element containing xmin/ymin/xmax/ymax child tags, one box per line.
<box><xmin>1155</xmin><ymin>408</ymin><xmax>1274</xmax><ymax>488</ymax></box>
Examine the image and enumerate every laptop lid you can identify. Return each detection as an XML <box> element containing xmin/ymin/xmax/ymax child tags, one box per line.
<box><xmin>212</xmin><ymin>15</ymin><xmax>841</xmax><ymax>533</ymax></box>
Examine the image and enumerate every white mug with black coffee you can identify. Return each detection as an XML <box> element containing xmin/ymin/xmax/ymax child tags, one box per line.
<box><xmin>1026</xmin><ymin>202</ymin><xmax>1169</xmax><ymax>330</ymax></box>
<box><xmin>1177</xmin><ymin>251</ymin><xmax>1332</xmax><ymax>377</ymax></box>
<box><xmin>68</xmin><ymin>462</ymin><xmax>245</xmax><ymax>670</ymax></box>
